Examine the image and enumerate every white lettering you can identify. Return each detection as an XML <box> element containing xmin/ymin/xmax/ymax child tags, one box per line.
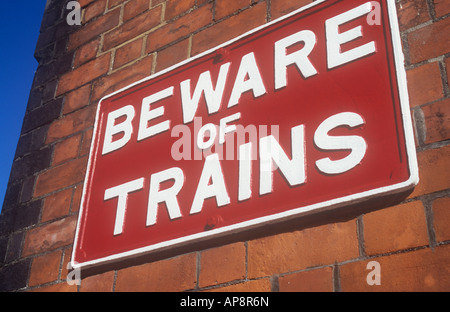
<box><xmin>190</xmin><ymin>153</ymin><xmax>230</xmax><ymax>214</ymax></box>
<box><xmin>259</xmin><ymin>125</ymin><xmax>306</xmax><ymax>195</ymax></box>
<box><xmin>104</xmin><ymin>178</ymin><xmax>144</xmax><ymax>235</ymax></box>
<box><xmin>138</xmin><ymin>86</ymin><xmax>173</xmax><ymax>141</ymax></box>
<box><xmin>314</xmin><ymin>112</ymin><xmax>367</xmax><ymax>174</ymax></box>
<box><xmin>180</xmin><ymin>63</ymin><xmax>231</xmax><ymax>124</ymax></box>
<box><xmin>326</xmin><ymin>2</ymin><xmax>376</xmax><ymax>69</ymax></box>
<box><xmin>228</xmin><ymin>52</ymin><xmax>267</xmax><ymax>108</ymax></box>
<box><xmin>147</xmin><ymin>167</ymin><xmax>184</xmax><ymax>226</ymax></box>
<box><xmin>274</xmin><ymin>30</ymin><xmax>318</xmax><ymax>89</ymax></box>
<box><xmin>102</xmin><ymin>105</ymin><xmax>135</xmax><ymax>155</ymax></box>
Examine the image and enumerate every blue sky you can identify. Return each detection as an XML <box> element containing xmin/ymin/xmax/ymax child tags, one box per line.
<box><xmin>0</xmin><ymin>2</ymin><xmax>47</xmax><ymax>212</ymax></box>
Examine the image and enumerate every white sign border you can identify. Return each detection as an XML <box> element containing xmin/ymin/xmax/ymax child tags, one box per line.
<box><xmin>72</xmin><ymin>0</ymin><xmax>418</xmax><ymax>270</ymax></box>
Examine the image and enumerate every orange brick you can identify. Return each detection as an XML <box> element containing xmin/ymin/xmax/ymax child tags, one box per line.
<box><xmin>247</xmin><ymin>220</ymin><xmax>359</xmax><ymax>278</ymax></box>
<box><xmin>434</xmin><ymin>0</ymin><xmax>450</xmax><ymax>18</ymax></box>
<box><xmin>80</xmin><ymin>128</ymin><xmax>93</xmax><ymax>157</ymax></box>
<box><xmin>406</xmin><ymin>62</ymin><xmax>443</xmax><ymax>107</ymax></box>
<box><xmin>71</xmin><ymin>184</ymin><xmax>84</xmax><ymax>213</ymax></box>
<box><xmin>108</xmin><ymin>0</ymin><xmax>123</xmax><ymax>9</ymax></box>
<box><xmin>73</xmin><ymin>38</ymin><xmax>100</xmax><ymax>67</ymax></box>
<box><xmin>199</xmin><ymin>242</ymin><xmax>246</xmax><ymax>288</ymax></box>
<box><xmin>47</xmin><ymin>104</ymin><xmax>97</xmax><ymax>143</ymax></box>
<box><xmin>279</xmin><ymin>267</ymin><xmax>334</xmax><ymax>292</ymax></box>
<box><xmin>408</xmin><ymin>145</ymin><xmax>450</xmax><ymax>198</ymax></box>
<box><xmin>340</xmin><ymin>245</ymin><xmax>450</xmax><ymax>291</ymax></box>
<box><xmin>63</xmin><ymin>84</ymin><xmax>92</xmax><ymax>115</ymax></box>
<box><xmin>41</xmin><ymin>188</ymin><xmax>72</xmax><ymax>222</ymax></box>
<box><xmin>83</xmin><ymin>0</ymin><xmax>107</xmax><ymax>23</ymax></box>
<box><xmin>52</xmin><ymin>134</ymin><xmax>82</xmax><ymax>165</ymax></box>
<box><xmin>146</xmin><ymin>4</ymin><xmax>213</xmax><ymax>53</ymax></box>
<box><xmin>80</xmin><ymin>271</ymin><xmax>115</xmax><ymax>292</ymax></box>
<box><xmin>165</xmin><ymin>0</ymin><xmax>196</xmax><ymax>20</ymax></box>
<box><xmin>215</xmin><ymin>0</ymin><xmax>251</xmax><ymax>20</ymax></box>
<box><xmin>155</xmin><ymin>39</ymin><xmax>189</xmax><ymax>73</ymax></box>
<box><xmin>115</xmin><ymin>253</ymin><xmax>197</xmax><ymax>291</ymax></box>
<box><xmin>363</xmin><ymin>201</ymin><xmax>429</xmax><ymax>255</ymax></box>
<box><xmin>30</xmin><ymin>282</ymin><xmax>78</xmax><ymax>292</ymax></box>
<box><xmin>103</xmin><ymin>6</ymin><xmax>161</xmax><ymax>51</ymax></box>
<box><xmin>207</xmin><ymin>278</ymin><xmax>272</xmax><ymax>292</ymax></box>
<box><xmin>396</xmin><ymin>0</ymin><xmax>430</xmax><ymax>31</ymax></box>
<box><xmin>447</xmin><ymin>57</ymin><xmax>450</xmax><ymax>90</ymax></box>
<box><xmin>191</xmin><ymin>2</ymin><xmax>266</xmax><ymax>56</ymax></box>
<box><xmin>29</xmin><ymin>250</ymin><xmax>62</xmax><ymax>287</ymax></box>
<box><xmin>92</xmin><ymin>54</ymin><xmax>153</xmax><ymax>102</ymax></box>
<box><xmin>23</xmin><ymin>216</ymin><xmax>78</xmax><ymax>257</ymax></box>
<box><xmin>422</xmin><ymin>98</ymin><xmax>450</xmax><ymax>144</ymax></box>
<box><xmin>34</xmin><ymin>157</ymin><xmax>88</xmax><ymax>197</ymax></box>
<box><xmin>113</xmin><ymin>38</ymin><xmax>143</xmax><ymax>69</ymax></box>
<box><xmin>270</xmin><ymin>0</ymin><xmax>312</xmax><ymax>19</ymax></box>
<box><xmin>68</xmin><ymin>8</ymin><xmax>120</xmax><ymax>51</ymax></box>
<box><xmin>57</xmin><ymin>53</ymin><xmax>111</xmax><ymax>96</ymax></box>
<box><xmin>123</xmin><ymin>0</ymin><xmax>150</xmax><ymax>21</ymax></box>
<box><xmin>432</xmin><ymin>197</ymin><xmax>450</xmax><ymax>242</ymax></box>
<box><xmin>407</xmin><ymin>18</ymin><xmax>450</xmax><ymax>64</ymax></box>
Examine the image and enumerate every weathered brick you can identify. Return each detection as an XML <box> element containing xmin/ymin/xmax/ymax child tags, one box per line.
<box><xmin>63</xmin><ymin>84</ymin><xmax>92</xmax><ymax>114</ymax></box>
<box><xmin>279</xmin><ymin>267</ymin><xmax>334</xmax><ymax>292</ymax></box>
<box><xmin>22</xmin><ymin>215</ymin><xmax>78</xmax><ymax>257</ymax></box>
<box><xmin>115</xmin><ymin>253</ymin><xmax>197</xmax><ymax>291</ymax></box>
<box><xmin>407</xmin><ymin>17</ymin><xmax>450</xmax><ymax>64</ymax></box>
<box><xmin>123</xmin><ymin>0</ymin><xmax>150</xmax><ymax>22</ymax></box>
<box><xmin>146</xmin><ymin>3</ymin><xmax>213</xmax><ymax>53</ymax></box>
<box><xmin>406</xmin><ymin>62</ymin><xmax>443</xmax><ymax>107</ymax></box>
<box><xmin>46</xmin><ymin>104</ymin><xmax>97</xmax><ymax>143</ymax></box>
<box><xmin>80</xmin><ymin>271</ymin><xmax>115</xmax><ymax>292</ymax></box>
<box><xmin>113</xmin><ymin>38</ymin><xmax>144</xmax><ymax>69</ymax></box>
<box><xmin>34</xmin><ymin>157</ymin><xmax>88</xmax><ymax>198</ymax></box>
<box><xmin>29</xmin><ymin>250</ymin><xmax>62</xmax><ymax>287</ymax></box>
<box><xmin>432</xmin><ymin>197</ymin><xmax>450</xmax><ymax>243</ymax></box>
<box><xmin>207</xmin><ymin>278</ymin><xmax>272</xmax><ymax>292</ymax></box>
<box><xmin>22</xmin><ymin>98</ymin><xmax>63</xmax><ymax>133</ymax></box>
<box><xmin>155</xmin><ymin>38</ymin><xmax>190</xmax><ymax>72</ymax></box>
<box><xmin>0</xmin><ymin>259</ymin><xmax>32</xmax><ymax>291</ymax></box>
<box><xmin>12</xmin><ymin>200</ymin><xmax>42</xmax><ymax>232</ymax></box>
<box><xmin>165</xmin><ymin>0</ymin><xmax>196</xmax><ymax>20</ymax></box>
<box><xmin>340</xmin><ymin>245</ymin><xmax>450</xmax><ymax>291</ymax></box>
<box><xmin>363</xmin><ymin>201</ymin><xmax>429</xmax><ymax>255</ymax></box>
<box><xmin>191</xmin><ymin>2</ymin><xmax>266</xmax><ymax>56</ymax></box>
<box><xmin>396</xmin><ymin>0</ymin><xmax>430</xmax><ymax>31</ymax></box>
<box><xmin>103</xmin><ymin>6</ymin><xmax>162</xmax><ymax>51</ymax></box>
<box><xmin>247</xmin><ymin>220</ymin><xmax>359</xmax><ymax>278</ymax></box>
<box><xmin>270</xmin><ymin>0</ymin><xmax>312</xmax><ymax>19</ymax></box>
<box><xmin>68</xmin><ymin>8</ymin><xmax>120</xmax><ymax>51</ymax></box>
<box><xmin>52</xmin><ymin>134</ymin><xmax>82</xmax><ymax>165</ymax></box>
<box><xmin>57</xmin><ymin>53</ymin><xmax>111</xmax><ymax>96</ymax></box>
<box><xmin>41</xmin><ymin>188</ymin><xmax>72</xmax><ymax>223</ymax></box>
<box><xmin>408</xmin><ymin>145</ymin><xmax>450</xmax><ymax>198</ymax></box>
<box><xmin>30</xmin><ymin>282</ymin><xmax>78</xmax><ymax>292</ymax></box>
<box><xmin>215</xmin><ymin>0</ymin><xmax>251</xmax><ymax>20</ymax></box>
<box><xmin>199</xmin><ymin>242</ymin><xmax>246</xmax><ymax>288</ymax></box>
<box><xmin>421</xmin><ymin>98</ymin><xmax>450</xmax><ymax>144</ymax></box>
<box><xmin>92</xmin><ymin>54</ymin><xmax>153</xmax><ymax>102</ymax></box>
<box><xmin>83</xmin><ymin>0</ymin><xmax>107</xmax><ymax>23</ymax></box>
<box><xmin>73</xmin><ymin>38</ymin><xmax>100</xmax><ymax>67</ymax></box>
<box><xmin>9</xmin><ymin>147</ymin><xmax>52</xmax><ymax>182</ymax></box>
<box><xmin>434</xmin><ymin>0</ymin><xmax>450</xmax><ymax>18</ymax></box>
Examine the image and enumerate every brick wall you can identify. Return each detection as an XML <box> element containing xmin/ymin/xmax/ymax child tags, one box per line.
<box><xmin>0</xmin><ymin>0</ymin><xmax>448</xmax><ymax>292</ymax></box>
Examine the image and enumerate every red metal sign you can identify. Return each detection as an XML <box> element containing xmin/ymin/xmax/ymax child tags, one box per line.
<box><xmin>72</xmin><ymin>0</ymin><xmax>418</xmax><ymax>269</ymax></box>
